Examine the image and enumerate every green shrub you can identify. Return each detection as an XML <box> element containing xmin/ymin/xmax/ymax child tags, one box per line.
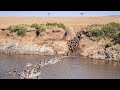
<box><xmin>31</xmin><ymin>23</ymin><xmax>46</xmax><ymax>29</ymax></box>
<box><xmin>16</xmin><ymin>26</ymin><xmax>27</xmax><ymax>36</ymax></box>
<box><xmin>31</xmin><ymin>23</ymin><xmax>47</xmax><ymax>36</ymax></box>
<box><xmin>84</xmin><ymin>22</ymin><xmax>120</xmax><ymax>42</ymax></box>
<box><xmin>39</xmin><ymin>24</ymin><xmax>46</xmax><ymax>28</ymax></box>
<box><xmin>7</xmin><ymin>25</ymin><xmax>27</xmax><ymax>36</ymax></box>
<box><xmin>84</xmin><ymin>26</ymin><xmax>104</xmax><ymax>41</ymax></box>
<box><xmin>31</xmin><ymin>22</ymin><xmax>66</xmax><ymax>31</ymax></box>
<box><xmin>36</xmin><ymin>27</ymin><xmax>46</xmax><ymax>36</ymax></box>
<box><xmin>57</xmin><ymin>23</ymin><xmax>66</xmax><ymax>30</ymax></box>
<box><xmin>46</xmin><ymin>22</ymin><xmax>57</xmax><ymax>26</ymax></box>
<box><xmin>31</xmin><ymin>23</ymin><xmax>39</xmax><ymax>29</ymax></box>
<box><xmin>46</xmin><ymin>22</ymin><xmax>66</xmax><ymax>30</ymax></box>
<box><xmin>6</xmin><ymin>25</ymin><xmax>18</xmax><ymax>33</ymax></box>
<box><xmin>101</xmin><ymin>22</ymin><xmax>120</xmax><ymax>38</ymax></box>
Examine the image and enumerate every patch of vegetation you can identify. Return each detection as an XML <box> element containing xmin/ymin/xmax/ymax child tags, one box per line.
<box><xmin>87</xmin><ymin>27</ymin><xmax>103</xmax><ymax>37</ymax></box>
<box><xmin>16</xmin><ymin>26</ymin><xmax>27</xmax><ymax>36</ymax></box>
<box><xmin>46</xmin><ymin>22</ymin><xmax>67</xmax><ymax>30</ymax></box>
<box><xmin>6</xmin><ymin>25</ymin><xmax>18</xmax><ymax>33</ymax></box>
<box><xmin>84</xmin><ymin>22</ymin><xmax>120</xmax><ymax>43</ymax></box>
<box><xmin>31</xmin><ymin>23</ymin><xmax>39</xmax><ymax>29</ymax></box>
<box><xmin>31</xmin><ymin>22</ymin><xmax>67</xmax><ymax>36</ymax></box>
<box><xmin>36</xmin><ymin>27</ymin><xmax>46</xmax><ymax>36</ymax></box>
<box><xmin>6</xmin><ymin>25</ymin><xmax>27</xmax><ymax>36</ymax></box>
<box><xmin>102</xmin><ymin>22</ymin><xmax>120</xmax><ymax>39</ymax></box>
<box><xmin>31</xmin><ymin>22</ymin><xmax>66</xmax><ymax>30</ymax></box>
<box><xmin>84</xmin><ymin>26</ymin><xmax>104</xmax><ymax>41</ymax></box>
<box><xmin>46</xmin><ymin>22</ymin><xmax>58</xmax><ymax>26</ymax></box>
<box><xmin>31</xmin><ymin>23</ymin><xmax>47</xmax><ymax>36</ymax></box>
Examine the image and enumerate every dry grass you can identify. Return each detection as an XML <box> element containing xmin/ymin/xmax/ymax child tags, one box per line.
<box><xmin>0</xmin><ymin>16</ymin><xmax>120</xmax><ymax>28</ymax></box>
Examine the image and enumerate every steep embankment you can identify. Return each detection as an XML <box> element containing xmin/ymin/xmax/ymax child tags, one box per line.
<box><xmin>0</xmin><ymin>23</ymin><xmax>69</xmax><ymax>55</ymax></box>
<box><xmin>0</xmin><ymin>40</ymin><xmax>69</xmax><ymax>55</ymax></box>
<box><xmin>0</xmin><ymin>17</ymin><xmax>120</xmax><ymax>61</ymax></box>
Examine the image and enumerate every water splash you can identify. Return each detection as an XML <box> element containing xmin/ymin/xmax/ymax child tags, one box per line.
<box><xmin>6</xmin><ymin>55</ymin><xmax>70</xmax><ymax>79</ymax></box>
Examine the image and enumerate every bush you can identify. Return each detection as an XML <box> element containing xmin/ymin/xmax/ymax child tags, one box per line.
<box><xmin>16</xmin><ymin>25</ymin><xmax>27</xmax><ymax>36</ymax></box>
<box><xmin>101</xmin><ymin>22</ymin><xmax>120</xmax><ymax>39</ymax></box>
<box><xmin>6</xmin><ymin>25</ymin><xmax>18</xmax><ymax>33</ymax></box>
<box><xmin>84</xmin><ymin>26</ymin><xmax>104</xmax><ymax>41</ymax></box>
<box><xmin>31</xmin><ymin>23</ymin><xmax>39</xmax><ymax>29</ymax></box>
<box><xmin>46</xmin><ymin>22</ymin><xmax>57</xmax><ymax>26</ymax></box>
<box><xmin>7</xmin><ymin>25</ymin><xmax>27</xmax><ymax>36</ymax></box>
<box><xmin>31</xmin><ymin>23</ymin><xmax>47</xmax><ymax>36</ymax></box>
<box><xmin>84</xmin><ymin>22</ymin><xmax>120</xmax><ymax>42</ymax></box>
<box><xmin>31</xmin><ymin>22</ymin><xmax>66</xmax><ymax>31</ymax></box>
<box><xmin>39</xmin><ymin>24</ymin><xmax>46</xmax><ymax>28</ymax></box>
<box><xmin>46</xmin><ymin>22</ymin><xmax>66</xmax><ymax>30</ymax></box>
<box><xmin>57</xmin><ymin>23</ymin><xmax>66</xmax><ymax>30</ymax></box>
<box><xmin>36</xmin><ymin>27</ymin><xmax>46</xmax><ymax>36</ymax></box>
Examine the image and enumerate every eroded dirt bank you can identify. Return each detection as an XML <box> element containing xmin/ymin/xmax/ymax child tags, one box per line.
<box><xmin>0</xmin><ymin>26</ymin><xmax>120</xmax><ymax>61</ymax></box>
<box><xmin>0</xmin><ymin>17</ymin><xmax>120</xmax><ymax>61</ymax></box>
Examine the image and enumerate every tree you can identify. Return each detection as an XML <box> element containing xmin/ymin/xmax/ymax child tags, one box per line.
<box><xmin>48</xmin><ymin>13</ymin><xmax>50</xmax><ymax>16</ymax></box>
<box><xmin>80</xmin><ymin>13</ymin><xmax>84</xmax><ymax>16</ymax></box>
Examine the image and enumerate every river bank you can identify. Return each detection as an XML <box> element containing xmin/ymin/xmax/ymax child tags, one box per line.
<box><xmin>0</xmin><ymin>17</ymin><xmax>120</xmax><ymax>61</ymax></box>
<box><xmin>0</xmin><ymin>32</ymin><xmax>120</xmax><ymax>61</ymax></box>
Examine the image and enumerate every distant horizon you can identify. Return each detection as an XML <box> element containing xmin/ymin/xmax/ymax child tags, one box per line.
<box><xmin>0</xmin><ymin>11</ymin><xmax>120</xmax><ymax>16</ymax></box>
<box><xmin>0</xmin><ymin>15</ymin><xmax>120</xmax><ymax>17</ymax></box>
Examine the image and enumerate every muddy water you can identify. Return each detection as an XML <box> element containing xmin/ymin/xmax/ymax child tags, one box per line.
<box><xmin>0</xmin><ymin>54</ymin><xmax>120</xmax><ymax>79</ymax></box>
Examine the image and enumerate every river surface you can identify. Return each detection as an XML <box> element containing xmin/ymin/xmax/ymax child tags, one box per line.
<box><xmin>0</xmin><ymin>54</ymin><xmax>120</xmax><ymax>79</ymax></box>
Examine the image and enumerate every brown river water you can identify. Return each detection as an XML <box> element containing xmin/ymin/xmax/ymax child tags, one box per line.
<box><xmin>0</xmin><ymin>54</ymin><xmax>120</xmax><ymax>79</ymax></box>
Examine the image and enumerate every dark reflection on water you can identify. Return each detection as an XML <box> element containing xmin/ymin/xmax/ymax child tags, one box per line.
<box><xmin>0</xmin><ymin>54</ymin><xmax>120</xmax><ymax>79</ymax></box>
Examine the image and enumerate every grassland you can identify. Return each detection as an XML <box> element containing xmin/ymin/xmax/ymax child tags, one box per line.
<box><xmin>0</xmin><ymin>16</ymin><xmax>120</xmax><ymax>28</ymax></box>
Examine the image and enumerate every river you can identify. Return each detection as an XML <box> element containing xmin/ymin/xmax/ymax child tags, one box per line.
<box><xmin>0</xmin><ymin>54</ymin><xmax>120</xmax><ymax>79</ymax></box>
